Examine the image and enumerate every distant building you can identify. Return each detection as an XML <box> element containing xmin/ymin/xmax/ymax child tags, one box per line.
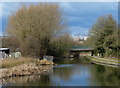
<box><xmin>83</xmin><ymin>36</ymin><xmax>87</xmax><ymax>40</ymax></box>
<box><xmin>72</xmin><ymin>35</ymin><xmax>88</xmax><ymax>44</ymax></box>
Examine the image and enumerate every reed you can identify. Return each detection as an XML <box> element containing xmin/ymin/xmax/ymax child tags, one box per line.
<box><xmin>0</xmin><ymin>58</ymin><xmax>54</xmax><ymax>79</ymax></box>
<box><xmin>0</xmin><ymin>57</ymin><xmax>36</xmax><ymax>68</ymax></box>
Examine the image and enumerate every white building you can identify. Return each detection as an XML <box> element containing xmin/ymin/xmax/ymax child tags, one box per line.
<box><xmin>72</xmin><ymin>35</ymin><xmax>88</xmax><ymax>42</ymax></box>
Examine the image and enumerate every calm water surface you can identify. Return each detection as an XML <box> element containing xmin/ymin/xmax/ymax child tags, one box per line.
<box><xmin>1</xmin><ymin>57</ymin><xmax>119</xmax><ymax>86</ymax></box>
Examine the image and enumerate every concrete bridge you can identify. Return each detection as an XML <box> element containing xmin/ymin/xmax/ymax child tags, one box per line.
<box><xmin>69</xmin><ymin>46</ymin><xmax>94</xmax><ymax>57</ymax></box>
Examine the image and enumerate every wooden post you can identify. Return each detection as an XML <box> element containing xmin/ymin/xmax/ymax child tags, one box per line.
<box><xmin>79</xmin><ymin>52</ymin><xmax>80</xmax><ymax>57</ymax></box>
<box><xmin>91</xmin><ymin>51</ymin><xmax>94</xmax><ymax>56</ymax></box>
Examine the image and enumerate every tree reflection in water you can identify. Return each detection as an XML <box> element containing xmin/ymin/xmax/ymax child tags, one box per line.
<box><xmin>95</xmin><ymin>65</ymin><xmax>119</xmax><ymax>86</ymax></box>
<box><xmin>2</xmin><ymin>65</ymin><xmax>53</xmax><ymax>86</ymax></box>
<box><xmin>2</xmin><ymin>57</ymin><xmax>119</xmax><ymax>86</ymax></box>
<box><xmin>53</xmin><ymin>66</ymin><xmax>76</xmax><ymax>81</ymax></box>
<box><xmin>5</xmin><ymin>74</ymin><xmax>50</xmax><ymax>86</ymax></box>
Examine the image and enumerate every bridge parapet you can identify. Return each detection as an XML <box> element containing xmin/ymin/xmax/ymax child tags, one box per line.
<box><xmin>69</xmin><ymin>46</ymin><xmax>94</xmax><ymax>57</ymax></box>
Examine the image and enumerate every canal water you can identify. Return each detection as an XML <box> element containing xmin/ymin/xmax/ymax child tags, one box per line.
<box><xmin>1</xmin><ymin>57</ymin><xmax>119</xmax><ymax>86</ymax></box>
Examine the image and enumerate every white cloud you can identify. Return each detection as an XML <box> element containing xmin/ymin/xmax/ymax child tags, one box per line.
<box><xmin>60</xmin><ymin>2</ymin><xmax>118</xmax><ymax>17</ymax></box>
<box><xmin>68</xmin><ymin>26</ymin><xmax>89</xmax><ymax>36</ymax></box>
<box><xmin>0</xmin><ymin>31</ymin><xmax>3</xmax><ymax>36</ymax></box>
<box><xmin>0</xmin><ymin>2</ymin><xmax>118</xmax><ymax>36</ymax></box>
<box><xmin>60</xmin><ymin>2</ymin><xmax>118</xmax><ymax>35</ymax></box>
<box><xmin>2</xmin><ymin>2</ymin><xmax>20</xmax><ymax>17</ymax></box>
<box><xmin>0</xmin><ymin>3</ymin><xmax>2</xmax><ymax>18</ymax></box>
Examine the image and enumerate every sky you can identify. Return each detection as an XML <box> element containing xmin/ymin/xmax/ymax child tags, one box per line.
<box><xmin>0</xmin><ymin>1</ymin><xmax>118</xmax><ymax>36</ymax></box>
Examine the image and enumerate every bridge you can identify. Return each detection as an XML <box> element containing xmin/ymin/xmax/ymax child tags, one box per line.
<box><xmin>69</xmin><ymin>46</ymin><xmax>94</xmax><ymax>57</ymax></box>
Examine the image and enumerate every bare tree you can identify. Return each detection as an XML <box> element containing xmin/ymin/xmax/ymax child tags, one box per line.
<box><xmin>7</xmin><ymin>3</ymin><xmax>67</xmax><ymax>59</ymax></box>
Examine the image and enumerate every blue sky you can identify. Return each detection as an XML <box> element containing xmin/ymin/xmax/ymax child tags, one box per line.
<box><xmin>0</xmin><ymin>2</ymin><xmax>118</xmax><ymax>36</ymax></box>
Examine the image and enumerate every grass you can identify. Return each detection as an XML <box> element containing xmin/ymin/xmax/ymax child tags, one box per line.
<box><xmin>0</xmin><ymin>57</ymin><xmax>54</xmax><ymax>68</ymax></box>
<box><xmin>104</xmin><ymin>57</ymin><xmax>119</xmax><ymax>61</ymax></box>
<box><xmin>0</xmin><ymin>59</ymin><xmax>53</xmax><ymax>78</ymax></box>
<box><xmin>0</xmin><ymin>57</ymin><xmax>54</xmax><ymax>79</ymax></box>
<box><xmin>0</xmin><ymin>57</ymin><xmax>36</xmax><ymax>68</ymax></box>
<box><xmin>86</xmin><ymin>56</ymin><xmax>120</xmax><ymax>64</ymax></box>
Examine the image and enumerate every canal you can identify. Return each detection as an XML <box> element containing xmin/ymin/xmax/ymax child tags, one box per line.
<box><xmin>1</xmin><ymin>57</ymin><xmax>119</xmax><ymax>86</ymax></box>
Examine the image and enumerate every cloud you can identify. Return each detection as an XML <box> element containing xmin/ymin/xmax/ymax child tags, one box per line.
<box><xmin>0</xmin><ymin>31</ymin><xmax>3</xmax><ymax>36</ymax></box>
<box><xmin>67</xmin><ymin>15</ymin><xmax>96</xmax><ymax>28</ymax></box>
<box><xmin>60</xmin><ymin>2</ymin><xmax>118</xmax><ymax>17</ymax></box>
<box><xmin>2</xmin><ymin>2</ymin><xmax>20</xmax><ymax>17</ymax></box>
<box><xmin>0</xmin><ymin>2</ymin><xmax>118</xmax><ymax>36</ymax></box>
<box><xmin>1</xmin><ymin>2</ymin><xmax>39</xmax><ymax>32</ymax></box>
<box><xmin>0</xmin><ymin>3</ymin><xmax>2</xmax><ymax>18</ymax></box>
<box><xmin>1</xmin><ymin>2</ymin><xmax>20</xmax><ymax>33</ymax></box>
<box><xmin>60</xmin><ymin>2</ymin><xmax>118</xmax><ymax>36</ymax></box>
<box><xmin>68</xmin><ymin>26</ymin><xmax>89</xmax><ymax>36</ymax></box>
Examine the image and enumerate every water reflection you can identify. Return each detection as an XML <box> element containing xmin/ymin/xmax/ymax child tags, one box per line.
<box><xmin>2</xmin><ymin>65</ymin><xmax>53</xmax><ymax>86</ymax></box>
<box><xmin>51</xmin><ymin>64</ymin><xmax>99</xmax><ymax>86</ymax></box>
<box><xmin>3</xmin><ymin>74</ymin><xmax>51</xmax><ymax>86</ymax></box>
<box><xmin>2</xmin><ymin>57</ymin><xmax>119</xmax><ymax>86</ymax></box>
<box><xmin>94</xmin><ymin>65</ymin><xmax>119</xmax><ymax>86</ymax></box>
<box><xmin>54</xmin><ymin>57</ymin><xmax>91</xmax><ymax>64</ymax></box>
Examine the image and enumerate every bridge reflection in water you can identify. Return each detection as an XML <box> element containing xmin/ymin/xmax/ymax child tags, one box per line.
<box><xmin>69</xmin><ymin>46</ymin><xmax>94</xmax><ymax>57</ymax></box>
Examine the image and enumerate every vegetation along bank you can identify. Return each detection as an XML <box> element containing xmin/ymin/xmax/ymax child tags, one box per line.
<box><xmin>0</xmin><ymin>57</ymin><xmax>54</xmax><ymax>82</ymax></box>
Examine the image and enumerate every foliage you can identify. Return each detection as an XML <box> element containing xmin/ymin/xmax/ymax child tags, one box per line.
<box><xmin>85</xmin><ymin>15</ymin><xmax>119</xmax><ymax>57</ymax></box>
<box><xmin>95</xmin><ymin>65</ymin><xmax>119</xmax><ymax>86</ymax></box>
<box><xmin>6</xmin><ymin>3</ymin><xmax>72</xmax><ymax>58</ymax></box>
<box><xmin>2</xmin><ymin>36</ymin><xmax>20</xmax><ymax>52</ymax></box>
<box><xmin>47</xmin><ymin>34</ymin><xmax>73</xmax><ymax>57</ymax></box>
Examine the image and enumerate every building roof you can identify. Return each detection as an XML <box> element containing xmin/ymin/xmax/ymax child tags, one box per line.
<box><xmin>70</xmin><ymin>46</ymin><xmax>93</xmax><ymax>51</ymax></box>
<box><xmin>0</xmin><ymin>48</ymin><xmax>10</xmax><ymax>51</ymax></box>
<box><xmin>70</xmin><ymin>46</ymin><xmax>92</xmax><ymax>49</ymax></box>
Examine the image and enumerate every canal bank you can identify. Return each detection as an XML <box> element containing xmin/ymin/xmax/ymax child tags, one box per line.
<box><xmin>0</xmin><ymin>58</ymin><xmax>54</xmax><ymax>81</ymax></box>
<box><xmin>1</xmin><ymin>57</ymin><xmax>119</xmax><ymax>86</ymax></box>
<box><xmin>86</xmin><ymin>56</ymin><xmax>120</xmax><ymax>68</ymax></box>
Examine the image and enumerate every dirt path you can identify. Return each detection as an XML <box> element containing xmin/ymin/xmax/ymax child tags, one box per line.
<box><xmin>93</xmin><ymin>56</ymin><xmax>119</xmax><ymax>62</ymax></box>
<box><xmin>88</xmin><ymin>56</ymin><xmax>120</xmax><ymax>68</ymax></box>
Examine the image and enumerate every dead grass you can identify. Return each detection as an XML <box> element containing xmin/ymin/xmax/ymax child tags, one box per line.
<box><xmin>0</xmin><ymin>62</ymin><xmax>53</xmax><ymax>79</ymax></box>
<box><xmin>0</xmin><ymin>57</ymin><xmax>36</xmax><ymax>68</ymax></box>
<box><xmin>0</xmin><ymin>58</ymin><xmax>54</xmax><ymax>79</ymax></box>
<box><xmin>0</xmin><ymin>57</ymin><xmax>54</xmax><ymax>68</ymax></box>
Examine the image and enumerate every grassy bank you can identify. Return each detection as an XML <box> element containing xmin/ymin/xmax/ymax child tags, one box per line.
<box><xmin>0</xmin><ymin>57</ymin><xmax>54</xmax><ymax>79</ymax></box>
<box><xmin>103</xmin><ymin>57</ymin><xmax>119</xmax><ymax>61</ymax></box>
<box><xmin>0</xmin><ymin>57</ymin><xmax>54</xmax><ymax>68</ymax></box>
<box><xmin>1</xmin><ymin>63</ymin><xmax>53</xmax><ymax>78</ymax></box>
<box><xmin>0</xmin><ymin>57</ymin><xmax>36</xmax><ymax>68</ymax></box>
<box><xmin>86</xmin><ymin>56</ymin><xmax>120</xmax><ymax>67</ymax></box>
